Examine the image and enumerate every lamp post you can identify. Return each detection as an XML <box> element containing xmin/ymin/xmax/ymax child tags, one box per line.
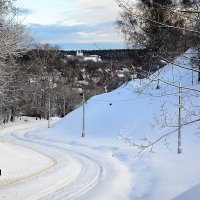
<box><xmin>178</xmin><ymin>83</ymin><xmax>182</xmax><ymax>154</ymax></box>
<box><xmin>63</xmin><ymin>97</ymin><xmax>66</xmax><ymax>117</ymax></box>
<box><xmin>48</xmin><ymin>97</ymin><xmax>51</xmax><ymax>128</ymax></box>
<box><xmin>156</xmin><ymin>65</ymin><xmax>160</xmax><ymax>89</ymax></box>
<box><xmin>80</xmin><ymin>93</ymin><xmax>85</xmax><ymax>138</ymax></box>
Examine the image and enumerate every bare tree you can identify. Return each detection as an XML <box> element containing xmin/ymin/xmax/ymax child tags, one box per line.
<box><xmin>17</xmin><ymin>44</ymin><xmax>62</xmax><ymax>118</ymax></box>
<box><xmin>0</xmin><ymin>0</ymin><xmax>32</xmax><ymax>123</ymax></box>
<box><xmin>116</xmin><ymin>0</ymin><xmax>200</xmax><ymax>155</ymax></box>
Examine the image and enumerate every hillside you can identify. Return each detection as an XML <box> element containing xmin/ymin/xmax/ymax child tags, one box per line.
<box><xmin>0</xmin><ymin>49</ymin><xmax>200</xmax><ymax>200</ymax></box>
<box><xmin>34</xmin><ymin>48</ymin><xmax>200</xmax><ymax>199</ymax></box>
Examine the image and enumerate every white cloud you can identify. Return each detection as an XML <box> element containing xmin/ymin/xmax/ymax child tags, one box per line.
<box><xmin>16</xmin><ymin>0</ymin><xmax>125</xmax><ymax>49</ymax></box>
<box><xmin>16</xmin><ymin>0</ymin><xmax>74</xmax><ymax>25</ymax></box>
<box><xmin>31</xmin><ymin>23</ymin><xmax>123</xmax><ymax>44</ymax></box>
<box><xmin>16</xmin><ymin>0</ymin><xmax>121</xmax><ymax>25</ymax></box>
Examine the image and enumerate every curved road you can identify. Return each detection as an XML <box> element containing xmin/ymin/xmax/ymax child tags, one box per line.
<box><xmin>0</xmin><ymin>120</ymin><xmax>132</xmax><ymax>200</ymax></box>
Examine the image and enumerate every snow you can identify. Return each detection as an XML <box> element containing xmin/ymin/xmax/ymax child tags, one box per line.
<box><xmin>173</xmin><ymin>183</ymin><xmax>200</xmax><ymax>200</ymax></box>
<box><xmin>0</xmin><ymin>118</ymin><xmax>133</xmax><ymax>199</ymax></box>
<box><xmin>0</xmin><ymin>49</ymin><xmax>200</xmax><ymax>199</ymax></box>
<box><xmin>0</xmin><ymin>141</ymin><xmax>53</xmax><ymax>187</ymax></box>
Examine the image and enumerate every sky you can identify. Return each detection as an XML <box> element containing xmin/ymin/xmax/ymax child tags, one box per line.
<box><xmin>16</xmin><ymin>0</ymin><xmax>125</xmax><ymax>50</ymax></box>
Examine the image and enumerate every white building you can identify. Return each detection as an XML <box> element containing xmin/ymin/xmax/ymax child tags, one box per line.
<box><xmin>76</xmin><ymin>50</ymin><xmax>84</xmax><ymax>57</ymax></box>
<box><xmin>84</xmin><ymin>55</ymin><xmax>102</xmax><ymax>62</ymax></box>
<box><xmin>76</xmin><ymin>50</ymin><xmax>101</xmax><ymax>62</ymax></box>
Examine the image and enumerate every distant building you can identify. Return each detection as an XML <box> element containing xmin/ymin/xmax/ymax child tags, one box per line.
<box><xmin>84</xmin><ymin>55</ymin><xmax>102</xmax><ymax>62</ymax></box>
<box><xmin>76</xmin><ymin>50</ymin><xmax>84</xmax><ymax>57</ymax></box>
<box><xmin>75</xmin><ymin>50</ymin><xmax>101</xmax><ymax>62</ymax></box>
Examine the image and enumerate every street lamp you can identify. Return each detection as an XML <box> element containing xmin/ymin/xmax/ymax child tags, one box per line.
<box><xmin>63</xmin><ymin>96</ymin><xmax>66</xmax><ymax>117</ymax></box>
<box><xmin>156</xmin><ymin>65</ymin><xmax>160</xmax><ymax>89</ymax></box>
<box><xmin>79</xmin><ymin>92</ymin><xmax>85</xmax><ymax>138</ymax></box>
<box><xmin>48</xmin><ymin>97</ymin><xmax>51</xmax><ymax>128</ymax></box>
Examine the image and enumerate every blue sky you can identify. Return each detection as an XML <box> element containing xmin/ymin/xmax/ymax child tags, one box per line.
<box><xmin>16</xmin><ymin>0</ymin><xmax>125</xmax><ymax>50</ymax></box>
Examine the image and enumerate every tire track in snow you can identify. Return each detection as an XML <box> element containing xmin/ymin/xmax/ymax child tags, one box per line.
<box><xmin>0</xmin><ymin>122</ymin><xmax>133</xmax><ymax>200</ymax></box>
<box><xmin>0</xmin><ymin>139</ymin><xmax>57</xmax><ymax>187</ymax></box>
<box><xmin>0</xmin><ymin>127</ymin><xmax>57</xmax><ymax>188</ymax></box>
<box><xmin>3</xmin><ymin>131</ymin><xmax>104</xmax><ymax>200</ymax></box>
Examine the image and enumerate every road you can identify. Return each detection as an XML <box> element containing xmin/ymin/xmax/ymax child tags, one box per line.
<box><xmin>0</xmin><ymin>119</ymin><xmax>132</xmax><ymax>200</ymax></box>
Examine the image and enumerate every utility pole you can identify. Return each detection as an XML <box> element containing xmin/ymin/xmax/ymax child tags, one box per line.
<box><xmin>48</xmin><ymin>97</ymin><xmax>51</xmax><ymax>128</ymax></box>
<box><xmin>63</xmin><ymin>98</ymin><xmax>66</xmax><ymax>116</ymax></box>
<box><xmin>81</xmin><ymin>93</ymin><xmax>85</xmax><ymax>138</ymax></box>
<box><xmin>178</xmin><ymin>83</ymin><xmax>182</xmax><ymax>154</ymax></box>
<box><xmin>192</xmin><ymin>66</ymin><xmax>194</xmax><ymax>86</ymax></box>
<box><xmin>198</xmin><ymin>49</ymin><xmax>200</xmax><ymax>82</ymax></box>
<box><xmin>111</xmin><ymin>59</ymin><xmax>113</xmax><ymax>77</ymax></box>
<box><xmin>156</xmin><ymin>65</ymin><xmax>160</xmax><ymax>89</ymax></box>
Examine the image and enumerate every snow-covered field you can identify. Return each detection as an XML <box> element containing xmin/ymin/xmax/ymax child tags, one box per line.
<box><xmin>0</xmin><ymin>49</ymin><xmax>200</xmax><ymax>199</ymax></box>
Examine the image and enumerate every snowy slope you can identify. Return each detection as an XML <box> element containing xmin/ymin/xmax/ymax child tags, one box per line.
<box><xmin>38</xmin><ymin>48</ymin><xmax>200</xmax><ymax>199</ymax></box>
<box><xmin>0</xmin><ymin>49</ymin><xmax>200</xmax><ymax>200</ymax></box>
<box><xmin>42</xmin><ymin>49</ymin><xmax>199</xmax><ymax>146</ymax></box>
<box><xmin>173</xmin><ymin>183</ymin><xmax>200</xmax><ymax>200</ymax></box>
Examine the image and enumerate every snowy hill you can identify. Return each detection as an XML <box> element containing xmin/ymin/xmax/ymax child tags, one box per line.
<box><xmin>43</xmin><ymin>49</ymin><xmax>199</xmax><ymax>146</ymax></box>
<box><xmin>0</xmin><ymin>49</ymin><xmax>200</xmax><ymax>200</ymax></box>
<box><xmin>30</xmin><ymin>48</ymin><xmax>200</xmax><ymax>199</ymax></box>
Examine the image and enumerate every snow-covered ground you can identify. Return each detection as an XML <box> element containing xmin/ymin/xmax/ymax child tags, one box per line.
<box><xmin>0</xmin><ymin>118</ymin><xmax>133</xmax><ymax>200</ymax></box>
<box><xmin>0</xmin><ymin>49</ymin><xmax>200</xmax><ymax>199</ymax></box>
